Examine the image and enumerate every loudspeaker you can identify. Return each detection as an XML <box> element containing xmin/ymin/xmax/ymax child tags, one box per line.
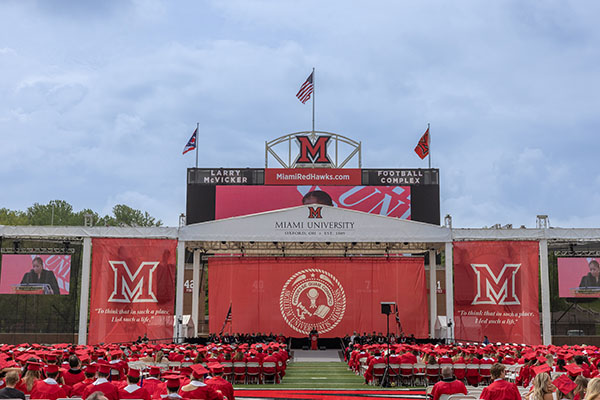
<box><xmin>381</xmin><ymin>302</ymin><xmax>395</xmax><ymax>315</ymax></box>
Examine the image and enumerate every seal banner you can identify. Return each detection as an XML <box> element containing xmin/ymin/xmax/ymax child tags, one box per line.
<box><xmin>279</xmin><ymin>268</ymin><xmax>347</xmax><ymax>334</ymax></box>
<box><xmin>209</xmin><ymin>256</ymin><xmax>427</xmax><ymax>338</ymax></box>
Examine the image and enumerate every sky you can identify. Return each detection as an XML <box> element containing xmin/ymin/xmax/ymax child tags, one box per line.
<box><xmin>1</xmin><ymin>0</ymin><xmax>599</xmax><ymax>228</ymax></box>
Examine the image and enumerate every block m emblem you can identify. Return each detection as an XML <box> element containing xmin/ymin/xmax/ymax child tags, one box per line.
<box><xmin>295</xmin><ymin>135</ymin><xmax>331</xmax><ymax>164</ymax></box>
<box><xmin>471</xmin><ymin>264</ymin><xmax>521</xmax><ymax>305</ymax></box>
<box><xmin>108</xmin><ymin>261</ymin><xmax>159</xmax><ymax>303</ymax></box>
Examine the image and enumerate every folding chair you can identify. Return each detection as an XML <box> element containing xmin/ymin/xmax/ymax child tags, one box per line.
<box><xmin>389</xmin><ymin>363</ymin><xmax>400</xmax><ymax>386</ymax></box>
<box><xmin>479</xmin><ymin>363</ymin><xmax>492</xmax><ymax>385</ymax></box>
<box><xmin>400</xmin><ymin>363</ymin><xmax>414</xmax><ymax>386</ymax></box>
<box><xmin>221</xmin><ymin>361</ymin><xmax>234</xmax><ymax>383</ymax></box>
<box><xmin>262</xmin><ymin>361</ymin><xmax>278</xmax><ymax>384</ymax></box>
<box><xmin>371</xmin><ymin>363</ymin><xmax>387</xmax><ymax>385</ymax></box>
<box><xmin>233</xmin><ymin>361</ymin><xmax>247</xmax><ymax>384</ymax></box>
<box><xmin>246</xmin><ymin>361</ymin><xmax>261</xmax><ymax>384</ymax></box>
<box><xmin>413</xmin><ymin>362</ymin><xmax>427</xmax><ymax>386</ymax></box>
<box><xmin>453</xmin><ymin>363</ymin><xmax>467</xmax><ymax>383</ymax></box>
<box><xmin>426</xmin><ymin>364</ymin><xmax>440</xmax><ymax>385</ymax></box>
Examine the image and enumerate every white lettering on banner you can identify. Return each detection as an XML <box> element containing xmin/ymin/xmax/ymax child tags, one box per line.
<box><xmin>108</xmin><ymin>261</ymin><xmax>159</xmax><ymax>303</ymax></box>
<box><xmin>338</xmin><ymin>187</ymin><xmax>408</xmax><ymax>217</ymax></box>
<box><xmin>203</xmin><ymin>176</ymin><xmax>248</xmax><ymax>184</ymax></box>
<box><xmin>471</xmin><ymin>264</ymin><xmax>521</xmax><ymax>305</ymax></box>
<box><xmin>210</xmin><ymin>170</ymin><xmax>242</xmax><ymax>176</ymax></box>
<box><xmin>375</xmin><ymin>170</ymin><xmax>425</xmax><ymax>184</ymax></box>
<box><xmin>274</xmin><ymin>172</ymin><xmax>351</xmax><ymax>181</ymax></box>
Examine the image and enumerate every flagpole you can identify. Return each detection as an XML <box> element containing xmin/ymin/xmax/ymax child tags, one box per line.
<box><xmin>312</xmin><ymin>67</ymin><xmax>315</xmax><ymax>134</ymax></box>
<box><xmin>428</xmin><ymin>123</ymin><xmax>431</xmax><ymax>169</ymax></box>
<box><xmin>195</xmin><ymin>122</ymin><xmax>199</xmax><ymax>169</ymax></box>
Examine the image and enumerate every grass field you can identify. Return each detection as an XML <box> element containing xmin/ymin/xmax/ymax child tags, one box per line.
<box><xmin>234</xmin><ymin>361</ymin><xmax>424</xmax><ymax>390</ymax></box>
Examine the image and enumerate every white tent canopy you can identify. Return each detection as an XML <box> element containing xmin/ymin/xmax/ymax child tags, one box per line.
<box><xmin>179</xmin><ymin>205</ymin><xmax>451</xmax><ymax>243</ymax></box>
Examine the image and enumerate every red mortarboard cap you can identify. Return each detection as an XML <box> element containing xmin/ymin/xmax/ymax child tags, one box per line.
<box><xmin>208</xmin><ymin>363</ymin><xmax>223</xmax><ymax>373</ymax></box>
<box><xmin>179</xmin><ymin>366</ymin><xmax>192</xmax><ymax>376</ymax></box>
<box><xmin>565</xmin><ymin>363</ymin><xmax>583</xmax><ymax>376</ymax></box>
<box><xmin>127</xmin><ymin>368</ymin><xmax>141</xmax><ymax>378</ymax></box>
<box><xmin>46</xmin><ymin>354</ymin><xmax>57</xmax><ymax>361</ymax></box>
<box><xmin>97</xmin><ymin>364</ymin><xmax>111</xmax><ymax>374</ymax></box>
<box><xmin>84</xmin><ymin>364</ymin><xmax>97</xmax><ymax>374</ymax></box>
<box><xmin>190</xmin><ymin>364</ymin><xmax>208</xmax><ymax>379</ymax></box>
<box><xmin>27</xmin><ymin>362</ymin><xmax>42</xmax><ymax>371</ymax></box>
<box><xmin>554</xmin><ymin>374</ymin><xmax>577</xmax><ymax>394</ymax></box>
<box><xmin>164</xmin><ymin>374</ymin><xmax>182</xmax><ymax>389</ymax></box>
<box><xmin>45</xmin><ymin>364</ymin><xmax>59</xmax><ymax>374</ymax></box>
<box><xmin>533</xmin><ymin>364</ymin><xmax>551</xmax><ymax>375</ymax></box>
<box><xmin>149</xmin><ymin>366</ymin><xmax>161</xmax><ymax>376</ymax></box>
<box><xmin>536</xmin><ymin>356</ymin><xmax>547</xmax><ymax>364</ymax></box>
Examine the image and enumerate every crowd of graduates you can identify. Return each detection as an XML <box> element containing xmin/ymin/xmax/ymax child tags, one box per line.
<box><xmin>0</xmin><ymin>339</ymin><xmax>290</xmax><ymax>400</ymax></box>
<box><xmin>346</xmin><ymin>341</ymin><xmax>600</xmax><ymax>399</ymax></box>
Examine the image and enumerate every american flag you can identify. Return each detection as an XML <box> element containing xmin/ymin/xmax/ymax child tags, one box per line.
<box><xmin>219</xmin><ymin>304</ymin><xmax>232</xmax><ymax>335</ymax></box>
<box><xmin>182</xmin><ymin>128</ymin><xmax>197</xmax><ymax>155</ymax></box>
<box><xmin>296</xmin><ymin>72</ymin><xmax>314</xmax><ymax>104</ymax></box>
<box><xmin>395</xmin><ymin>305</ymin><xmax>403</xmax><ymax>334</ymax></box>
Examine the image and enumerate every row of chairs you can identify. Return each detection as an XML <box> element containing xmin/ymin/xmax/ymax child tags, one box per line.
<box><xmin>221</xmin><ymin>361</ymin><xmax>282</xmax><ymax>384</ymax></box>
<box><xmin>360</xmin><ymin>362</ymin><xmax>500</xmax><ymax>387</ymax></box>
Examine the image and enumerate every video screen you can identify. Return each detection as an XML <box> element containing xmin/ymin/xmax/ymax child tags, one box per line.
<box><xmin>0</xmin><ymin>254</ymin><xmax>71</xmax><ymax>295</ymax></box>
<box><xmin>215</xmin><ymin>185</ymin><xmax>411</xmax><ymax>220</ymax></box>
<box><xmin>558</xmin><ymin>257</ymin><xmax>600</xmax><ymax>298</ymax></box>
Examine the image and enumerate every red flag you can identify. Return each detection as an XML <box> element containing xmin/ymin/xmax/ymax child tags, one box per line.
<box><xmin>414</xmin><ymin>127</ymin><xmax>429</xmax><ymax>159</ymax></box>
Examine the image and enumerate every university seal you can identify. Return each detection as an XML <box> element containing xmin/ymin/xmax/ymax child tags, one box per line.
<box><xmin>279</xmin><ymin>268</ymin><xmax>346</xmax><ymax>334</ymax></box>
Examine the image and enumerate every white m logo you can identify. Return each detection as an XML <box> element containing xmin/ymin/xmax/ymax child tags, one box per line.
<box><xmin>471</xmin><ymin>264</ymin><xmax>521</xmax><ymax>305</ymax></box>
<box><xmin>108</xmin><ymin>261</ymin><xmax>159</xmax><ymax>303</ymax></box>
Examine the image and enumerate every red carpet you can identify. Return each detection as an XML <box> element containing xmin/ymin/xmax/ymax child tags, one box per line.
<box><xmin>236</xmin><ymin>388</ymin><xmax>427</xmax><ymax>399</ymax></box>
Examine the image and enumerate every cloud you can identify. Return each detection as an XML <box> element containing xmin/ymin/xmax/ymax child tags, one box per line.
<box><xmin>1</xmin><ymin>0</ymin><xmax>600</xmax><ymax>229</ymax></box>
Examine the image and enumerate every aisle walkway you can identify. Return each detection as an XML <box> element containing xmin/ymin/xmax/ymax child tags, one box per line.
<box><xmin>292</xmin><ymin>349</ymin><xmax>344</xmax><ymax>362</ymax></box>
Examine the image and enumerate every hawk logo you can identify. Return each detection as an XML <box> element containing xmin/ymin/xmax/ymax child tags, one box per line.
<box><xmin>108</xmin><ymin>261</ymin><xmax>159</xmax><ymax>303</ymax></box>
<box><xmin>471</xmin><ymin>264</ymin><xmax>521</xmax><ymax>305</ymax></box>
<box><xmin>295</xmin><ymin>135</ymin><xmax>332</xmax><ymax>164</ymax></box>
<box><xmin>308</xmin><ymin>206</ymin><xmax>323</xmax><ymax>219</ymax></box>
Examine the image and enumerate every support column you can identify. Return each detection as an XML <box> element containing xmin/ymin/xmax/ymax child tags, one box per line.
<box><xmin>175</xmin><ymin>241</ymin><xmax>185</xmax><ymax>343</ymax></box>
<box><xmin>78</xmin><ymin>237</ymin><xmax>92</xmax><ymax>345</ymax></box>
<box><xmin>445</xmin><ymin>242</ymin><xmax>454</xmax><ymax>343</ymax></box>
<box><xmin>429</xmin><ymin>249</ymin><xmax>437</xmax><ymax>339</ymax></box>
<box><xmin>192</xmin><ymin>250</ymin><xmax>200</xmax><ymax>337</ymax></box>
<box><xmin>539</xmin><ymin>239</ymin><xmax>552</xmax><ymax>345</ymax></box>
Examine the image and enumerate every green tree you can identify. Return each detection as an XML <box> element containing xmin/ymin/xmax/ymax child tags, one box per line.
<box><xmin>0</xmin><ymin>200</ymin><xmax>161</xmax><ymax>227</ymax></box>
<box><xmin>0</xmin><ymin>208</ymin><xmax>28</xmax><ymax>225</ymax></box>
<box><xmin>99</xmin><ymin>204</ymin><xmax>162</xmax><ymax>227</ymax></box>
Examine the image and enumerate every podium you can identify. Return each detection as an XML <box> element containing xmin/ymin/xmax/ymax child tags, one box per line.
<box><xmin>310</xmin><ymin>333</ymin><xmax>318</xmax><ymax>350</ymax></box>
<box><xmin>12</xmin><ymin>283</ymin><xmax>52</xmax><ymax>295</ymax></box>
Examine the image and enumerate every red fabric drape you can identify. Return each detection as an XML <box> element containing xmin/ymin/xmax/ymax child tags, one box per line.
<box><xmin>208</xmin><ymin>257</ymin><xmax>427</xmax><ymax>338</ymax></box>
<box><xmin>89</xmin><ymin>238</ymin><xmax>177</xmax><ymax>344</ymax></box>
<box><xmin>454</xmin><ymin>241</ymin><xmax>540</xmax><ymax>344</ymax></box>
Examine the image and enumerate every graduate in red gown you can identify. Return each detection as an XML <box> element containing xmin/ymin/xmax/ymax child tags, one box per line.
<box><xmin>82</xmin><ymin>363</ymin><xmax>119</xmax><ymax>400</ymax></box>
<box><xmin>178</xmin><ymin>364</ymin><xmax>221</xmax><ymax>400</ymax></box>
<box><xmin>205</xmin><ymin>363</ymin><xmax>234</xmax><ymax>400</ymax></box>
<box><xmin>480</xmin><ymin>364</ymin><xmax>521</xmax><ymax>400</ymax></box>
<box><xmin>71</xmin><ymin>364</ymin><xmax>97</xmax><ymax>398</ymax></box>
<box><xmin>118</xmin><ymin>368</ymin><xmax>151</xmax><ymax>400</ymax></box>
<box><xmin>30</xmin><ymin>364</ymin><xmax>67</xmax><ymax>400</ymax></box>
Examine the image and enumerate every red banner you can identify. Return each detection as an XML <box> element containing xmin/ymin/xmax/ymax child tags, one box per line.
<box><xmin>208</xmin><ymin>257</ymin><xmax>427</xmax><ymax>338</ymax></box>
<box><xmin>264</xmin><ymin>168</ymin><xmax>362</xmax><ymax>185</ymax></box>
<box><xmin>88</xmin><ymin>238</ymin><xmax>177</xmax><ymax>344</ymax></box>
<box><xmin>454</xmin><ymin>241</ymin><xmax>540</xmax><ymax>344</ymax></box>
